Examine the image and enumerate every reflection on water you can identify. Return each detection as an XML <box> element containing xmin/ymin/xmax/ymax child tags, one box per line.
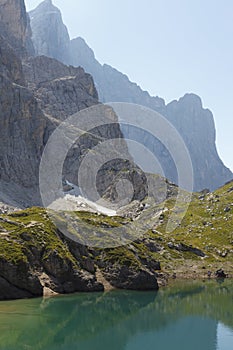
<box><xmin>0</xmin><ymin>280</ymin><xmax>232</xmax><ymax>350</ymax></box>
<box><xmin>217</xmin><ymin>323</ymin><xmax>233</xmax><ymax>350</ymax></box>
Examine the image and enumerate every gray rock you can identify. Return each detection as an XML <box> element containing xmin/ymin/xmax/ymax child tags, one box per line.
<box><xmin>215</xmin><ymin>269</ymin><xmax>227</xmax><ymax>278</ymax></box>
<box><xmin>42</xmin><ymin>251</ymin><xmax>103</xmax><ymax>293</ymax></box>
<box><xmin>0</xmin><ymin>276</ymin><xmax>33</xmax><ymax>300</ymax></box>
<box><xmin>29</xmin><ymin>0</ymin><xmax>70</xmax><ymax>63</ymax></box>
<box><xmin>0</xmin><ymin>258</ymin><xmax>43</xmax><ymax>298</ymax></box>
<box><xmin>0</xmin><ymin>34</ymin><xmax>47</xmax><ymax>191</ymax></box>
<box><xmin>167</xmin><ymin>241</ymin><xmax>205</xmax><ymax>257</ymax></box>
<box><xmin>0</xmin><ymin>0</ymin><xmax>138</xmax><ymax>207</ymax></box>
<box><xmin>0</xmin><ymin>0</ymin><xmax>34</xmax><ymax>57</ymax></box>
<box><xmin>103</xmin><ymin>265</ymin><xmax>159</xmax><ymax>290</ymax></box>
<box><xmin>23</xmin><ymin>55</ymin><xmax>99</xmax><ymax>120</ymax></box>
<box><xmin>28</xmin><ymin>0</ymin><xmax>233</xmax><ymax>192</ymax></box>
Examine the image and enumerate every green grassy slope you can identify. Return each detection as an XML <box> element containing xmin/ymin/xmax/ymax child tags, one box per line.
<box><xmin>0</xmin><ymin>181</ymin><xmax>232</xmax><ymax>281</ymax></box>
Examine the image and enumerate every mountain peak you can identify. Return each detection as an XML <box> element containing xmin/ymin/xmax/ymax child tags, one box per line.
<box><xmin>29</xmin><ymin>0</ymin><xmax>70</xmax><ymax>63</ymax></box>
<box><xmin>28</xmin><ymin>0</ymin><xmax>233</xmax><ymax>191</ymax></box>
<box><xmin>37</xmin><ymin>0</ymin><xmax>54</xmax><ymax>8</ymax></box>
<box><xmin>30</xmin><ymin>0</ymin><xmax>59</xmax><ymax>15</ymax></box>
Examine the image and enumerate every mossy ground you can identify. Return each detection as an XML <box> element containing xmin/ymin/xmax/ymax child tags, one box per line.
<box><xmin>0</xmin><ymin>181</ymin><xmax>232</xmax><ymax>278</ymax></box>
<box><xmin>144</xmin><ymin>181</ymin><xmax>233</xmax><ymax>277</ymax></box>
<box><xmin>0</xmin><ymin>207</ymin><xmax>77</xmax><ymax>266</ymax></box>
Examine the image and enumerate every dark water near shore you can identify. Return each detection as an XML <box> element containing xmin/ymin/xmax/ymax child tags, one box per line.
<box><xmin>0</xmin><ymin>280</ymin><xmax>232</xmax><ymax>350</ymax></box>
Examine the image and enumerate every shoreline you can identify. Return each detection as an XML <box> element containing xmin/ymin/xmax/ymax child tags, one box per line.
<box><xmin>0</xmin><ymin>271</ymin><xmax>232</xmax><ymax>302</ymax></box>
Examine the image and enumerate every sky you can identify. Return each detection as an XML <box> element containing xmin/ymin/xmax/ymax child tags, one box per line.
<box><xmin>25</xmin><ymin>0</ymin><xmax>233</xmax><ymax>172</ymax></box>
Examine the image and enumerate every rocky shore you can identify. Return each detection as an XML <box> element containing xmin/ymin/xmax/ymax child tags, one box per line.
<box><xmin>0</xmin><ymin>178</ymin><xmax>232</xmax><ymax>300</ymax></box>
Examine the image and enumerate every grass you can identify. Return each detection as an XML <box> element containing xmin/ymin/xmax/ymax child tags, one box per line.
<box><xmin>0</xmin><ymin>207</ymin><xmax>78</xmax><ymax>266</ymax></box>
<box><xmin>0</xmin><ymin>181</ymin><xmax>232</xmax><ymax>276</ymax></box>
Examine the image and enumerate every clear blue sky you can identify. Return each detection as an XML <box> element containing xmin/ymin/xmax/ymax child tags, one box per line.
<box><xmin>25</xmin><ymin>0</ymin><xmax>233</xmax><ymax>172</ymax></box>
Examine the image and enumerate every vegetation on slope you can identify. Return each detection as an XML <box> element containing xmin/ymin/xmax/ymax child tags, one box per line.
<box><xmin>0</xmin><ymin>181</ymin><xmax>232</xmax><ymax>289</ymax></box>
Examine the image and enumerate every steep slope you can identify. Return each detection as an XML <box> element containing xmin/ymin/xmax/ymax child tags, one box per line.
<box><xmin>0</xmin><ymin>0</ymin><xmax>156</xmax><ymax>298</ymax></box>
<box><xmin>0</xmin><ymin>0</ymin><xmax>34</xmax><ymax>57</ymax></box>
<box><xmin>23</xmin><ymin>55</ymin><xmax>99</xmax><ymax>120</ymax></box>
<box><xmin>28</xmin><ymin>0</ymin><xmax>233</xmax><ymax>192</ymax></box>
<box><xmin>0</xmin><ymin>33</ymin><xmax>47</xmax><ymax>204</ymax></box>
<box><xmin>0</xmin><ymin>0</ymin><xmax>48</xmax><ymax>206</ymax></box>
<box><xmin>70</xmin><ymin>37</ymin><xmax>165</xmax><ymax>109</ymax></box>
<box><xmin>165</xmin><ymin>94</ymin><xmax>231</xmax><ymax>190</ymax></box>
<box><xmin>0</xmin><ymin>0</ymin><xmax>147</xmax><ymax>209</ymax></box>
<box><xmin>0</xmin><ymin>0</ymin><xmax>119</xmax><ymax>207</ymax></box>
<box><xmin>0</xmin><ymin>179</ymin><xmax>232</xmax><ymax>299</ymax></box>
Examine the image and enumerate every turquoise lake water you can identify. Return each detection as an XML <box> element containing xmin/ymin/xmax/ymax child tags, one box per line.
<box><xmin>0</xmin><ymin>280</ymin><xmax>232</xmax><ymax>350</ymax></box>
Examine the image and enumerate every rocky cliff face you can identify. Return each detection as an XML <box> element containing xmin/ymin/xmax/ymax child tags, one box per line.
<box><xmin>29</xmin><ymin>0</ymin><xmax>70</xmax><ymax>63</ymax></box>
<box><xmin>0</xmin><ymin>0</ymin><xmax>47</xmax><ymax>204</ymax></box>
<box><xmin>0</xmin><ymin>0</ymin><xmax>153</xmax><ymax>297</ymax></box>
<box><xmin>0</xmin><ymin>34</ymin><xmax>47</xmax><ymax>199</ymax></box>
<box><xmin>70</xmin><ymin>37</ymin><xmax>165</xmax><ymax>109</ymax></box>
<box><xmin>28</xmin><ymin>0</ymin><xmax>233</xmax><ymax>191</ymax></box>
<box><xmin>23</xmin><ymin>55</ymin><xmax>99</xmax><ymax>120</ymax></box>
<box><xmin>0</xmin><ymin>0</ymin><xmax>143</xmax><ymax>207</ymax></box>
<box><xmin>22</xmin><ymin>55</ymin><xmax>146</xmax><ymax>204</ymax></box>
<box><xmin>165</xmin><ymin>94</ymin><xmax>232</xmax><ymax>190</ymax></box>
<box><xmin>0</xmin><ymin>0</ymin><xmax>34</xmax><ymax>57</ymax></box>
<box><xmin>0</xmin><ymin>207</ymin><xmax>160</xmax><ymax>299</ymax></box>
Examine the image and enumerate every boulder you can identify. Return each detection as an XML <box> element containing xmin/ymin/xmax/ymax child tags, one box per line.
<box><xmin>103</xmin><ymin>265</ymin><xmax>158</xmax><ymax>290</ymax></box>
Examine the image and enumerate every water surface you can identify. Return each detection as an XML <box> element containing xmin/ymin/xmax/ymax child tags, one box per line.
<box><xmin>0</xmin><ymin>280</ymin><xmax>232</xmax><ymax>350</ymax></box>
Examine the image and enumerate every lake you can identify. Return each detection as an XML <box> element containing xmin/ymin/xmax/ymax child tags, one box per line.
<box><xmin>0</xmin><ymin>280</ymin><xmax>232</xmax><ymax>350</ymax></box>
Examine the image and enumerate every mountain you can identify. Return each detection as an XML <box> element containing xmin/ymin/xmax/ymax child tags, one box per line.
<box><xmin>0</xmin><ymin>0</ymin><xmax>232</xmax><ymax>300</ymax></box>
<box><xmin>29</xmin><ymin>0</ymin><xmax>233</xmax><ymax>191</ymax></box>
<box><xmin>29</xmin><ymin>0</ymin><xmax>70</xmax><ymax>63</ymax></box>
<box><xmin>0</xmin><ymin>0</ymin><xmax>154</xmax><ymax>298</ymax></box>
<box><xmin>0</xmin><ymin>0</ymin><xmax>134</xmax><ymax>207</ymax></box>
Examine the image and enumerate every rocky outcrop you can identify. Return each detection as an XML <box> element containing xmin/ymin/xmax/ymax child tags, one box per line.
<box><xmin>0</xmin><ymin>247</ymin><xmax>103</xmax><ymax>301</ymax></box>
<box><xmin>102</xmin><ymin>265</ymin><xmax>158</xmax><ymax>290</ymax></box>
<box><xmin>215</xmin><ymin>269</ymin><xmax>227</xmax><ymax>278</ymax></box>
<box><xmin>164</xmin><ymin>94</ymin><xmax>232</xmax><ymax>191</ymax></box>
<box><xmin>167</xmin><ymin>241</ymin><xmax>205</xmax><ymax>257</ymax></box>
<box><xmin>0</xmin><ymin>207</ymin><xmax>160</xmax><ymax>299</ymax></box>
<box><xmin>23</xmin><ymin>55</ymin><xmax>99</xmax><ymax>120</ymax></box>
<box><xmin>29</xmin><ymin>0</ymin><xmax>233</xmax><ymax>191</ymax></box>
<box><xmin>0</xmin><ymin>258</ymin><xmax>43</xmax><ymax>300</ymax></box>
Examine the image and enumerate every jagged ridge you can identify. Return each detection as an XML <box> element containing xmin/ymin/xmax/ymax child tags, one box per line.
<box><xmin>29</xmin><ymin>0</ymin><xmax>233</xmax><ymax>191</ymax></box>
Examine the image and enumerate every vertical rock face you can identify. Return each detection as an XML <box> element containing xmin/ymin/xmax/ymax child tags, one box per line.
<box><xmin>0</xmin><ymin>34</ymin><xmax>47</xmax><ymax>196</ymax></box>
<box><xmin>29</xmin><ymin>0</ymin><xmax>70</xmax><ymax>63</ymax></box>
<box><xmin>0</xmin><ymin>0</ymin><xmax>46</xmax><ymax>205</ymax></box>
<box><xmin>0</xmin><ymin>0</ymin><xmax>136</xmax><ymax>206</ymax></box>
<box><xmin>23</xmin><ymin>55</ymin><xmax>99</xmax><ymax>120</ymax></box>
<box><xmin>165</xmin><ymin>94</ymin><xmax>232</xmax><ymax>190</ymax></box>
<box><xmin>28</xmin><ymin>0</ymin><xmax>233</xmax><ymax>191</ymax></box>
<box><xmin>0</xmin><ymin>0</ymin><xmax>34</xmax><ymax>57</ymax></box>
<box><xmin>0</xmin><ymin>38</ymin><xmax>108</xmax><ymax>205</ymax></box>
